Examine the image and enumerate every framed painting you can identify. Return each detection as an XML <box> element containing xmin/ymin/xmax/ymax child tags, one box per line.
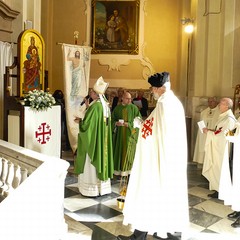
<box><xmin>18</xmin><ymin>29</ymin><xmax>45</xmax><ymax>96</ymax></box>
<box><xmin>91</xmin><ymin>0</ymin><xmax>140</xmax><ymax>54</ymax></box>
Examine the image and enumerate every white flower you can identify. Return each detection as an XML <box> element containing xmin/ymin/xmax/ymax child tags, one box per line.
<box><xmin>24</xmin><ymin>89</ymin><xmax>56</xmax><ymax>111</ymax></box>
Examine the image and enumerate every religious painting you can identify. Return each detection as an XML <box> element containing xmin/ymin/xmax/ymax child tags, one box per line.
<box><xmin>91</xmin><ymin>0</ymin><xmax>140</xmax><ymax>54</ymax></box>
<box><xmin>18</xmin><ymin>29</ymin><xmax>45</xmax><ymax>96</ymax></box>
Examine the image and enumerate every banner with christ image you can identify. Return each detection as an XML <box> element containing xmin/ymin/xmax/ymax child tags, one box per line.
<box><xmin>62</xmin><ymin>44</ymin><xmax>92</xmax><ymax>153</ymax></box>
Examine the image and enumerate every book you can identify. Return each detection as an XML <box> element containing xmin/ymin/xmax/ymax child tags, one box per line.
<box><xmin>197</xmin><ymin>120</ymin><xmax>206</xmax><ymax>133</ymax></box>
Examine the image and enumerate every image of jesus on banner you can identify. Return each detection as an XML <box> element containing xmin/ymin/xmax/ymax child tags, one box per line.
<box><xmin>67</xmin><ymin>48</ymin><xmax>88</xmax><ymax>101</ymax></box>
<box><xmin>62</xmin><ymin>44</ymin><xmax>91</xmax><ymax>153</ymax></box>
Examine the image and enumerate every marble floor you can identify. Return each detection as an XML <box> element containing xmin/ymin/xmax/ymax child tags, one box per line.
<box><xmin>62</xmin><ymin>150</ymin><xmax>240</xmax><ymax>240</ymax></box>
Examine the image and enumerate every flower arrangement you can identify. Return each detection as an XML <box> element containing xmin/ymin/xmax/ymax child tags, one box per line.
<box><xmin>23</xmin><ymin>89</ymin><xmax>56</xmax><ymax>111</ymax></box>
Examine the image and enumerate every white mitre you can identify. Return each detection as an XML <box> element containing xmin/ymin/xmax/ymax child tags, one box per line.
<box><xmin>93</xmin><ymin>76</ymin><xmax>110</xmax><ymax>118</ymax></box>
<box><xmin>93</xmin><ymin>76</ymin><xmax>109</xmax><ymax>95</ymax></box>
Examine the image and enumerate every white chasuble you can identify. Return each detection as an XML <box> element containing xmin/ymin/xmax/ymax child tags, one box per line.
<box><xmin>219</xmin><ymin>123</ymin><xmax>240</xmax><ymax>211</ymax></box>
<box><xmin>202</xmin><ymin>109</ymin><xmax>236</xmax><ymax>191</ymax></box>
<box><xmin>122</xmin><ymin>90</ymin><xmax>189</xmax><ymax>236</ymax></box>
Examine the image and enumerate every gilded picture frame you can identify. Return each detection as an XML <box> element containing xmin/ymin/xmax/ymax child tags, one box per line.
<box><xmin>91</xmin><ymin>0</ymin><xmax>140</xmax><ymax>54</ymax></box>
<box><xmin>18</xmin><ymin>29</ymin><xmax>45</xmax><ymax>96</ymax></box>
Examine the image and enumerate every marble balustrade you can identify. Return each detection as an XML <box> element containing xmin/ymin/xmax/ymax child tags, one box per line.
<box><xmin>0</xmin><ymin>139</ymin><xmax>70</xmax><ymax>240</ymax></box>
<box><xmin>0</xmin><ymin>156</ymin><xmax>28</xmax><ymax>201</ymax></box>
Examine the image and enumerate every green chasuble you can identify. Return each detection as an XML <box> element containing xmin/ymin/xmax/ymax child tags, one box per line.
<box><xmin>112</xmin><ymin>103</ymin><xmax>141</xmax><ymax>172</ymax></box>
<box><xmin>74</xmin><ymin>100</ymin><xmax>114</xmax><ymax>181</ymax></box>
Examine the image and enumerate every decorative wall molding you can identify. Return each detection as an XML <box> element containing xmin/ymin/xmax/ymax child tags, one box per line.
<box><xmin>0</xmin><ymin>1</ymin><xmax>20</xmax><ymax>20</ymax></box>
<box><xmin>0</xmin><ymin>1</ymin><xmax>20</xmax><ymax>39</ymax></box>
<box><xmin>98</xmin><ymin>56</ymin><xmax>130</xmax><ymax>71</ymax></box>
<box><xmin>85</xmin><ymin>0</ymin><xmax>154</xmax><ymax>80</ymax></box>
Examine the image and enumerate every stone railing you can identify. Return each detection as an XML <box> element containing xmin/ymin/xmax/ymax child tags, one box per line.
<box><xmin>0</xmin><ymin>157</ymin><xmax>27</xmax><ymax>201</ymax></box>
<box><xmin>0</xmin><ymin>139</ymin><xmax>70</xmax><ymax>240</ymax></box>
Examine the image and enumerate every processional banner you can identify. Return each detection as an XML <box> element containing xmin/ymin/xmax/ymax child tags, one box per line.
<box><xmin>24</xmin><ymin>106</ymin><xmax>61</xmax><ymax>157</ymax></box>
<box><xmin>62</xmin><ymin>44</ymin><xmax>92</xmax><ymax>153</ymax></box>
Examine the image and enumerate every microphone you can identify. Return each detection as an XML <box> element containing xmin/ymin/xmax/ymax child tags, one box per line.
<box><xmin>80</xmin><ymin>95</ymin><xmax>90</xmax><ymax>106</ymax></box>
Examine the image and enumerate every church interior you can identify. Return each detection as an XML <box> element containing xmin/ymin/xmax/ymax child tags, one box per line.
<box><xmin>0</xmin><ymin>0</ymin><xmax>240</xmax><ymax>239</ymax></box>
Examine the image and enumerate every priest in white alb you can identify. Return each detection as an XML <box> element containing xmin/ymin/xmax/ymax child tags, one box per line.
<box><xmin>193</xmin><ymin>97</ymin><xmax>219</xmax><ymax>166</ymax></box>
<box><xmin>219</xmin><ymin>116</ymin><xmax>240</xmax><ymax>228</ymax></box>
<box><xmin>202</xmin><ymin>98</ymin><xmax>236</xmax><ymax>199</ymax></box>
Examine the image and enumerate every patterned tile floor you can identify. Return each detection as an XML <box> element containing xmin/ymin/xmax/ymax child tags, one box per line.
<box><xmin>62</xmin><ymin>151</ymin><xmax>240</xmax><ymax>240</ymax></box>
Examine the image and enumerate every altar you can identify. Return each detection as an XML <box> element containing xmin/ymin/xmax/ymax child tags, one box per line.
<box><xmin>24</xmin><ymin>106</ymin><xmax>60</xmax><ymax>153</ymax></box>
